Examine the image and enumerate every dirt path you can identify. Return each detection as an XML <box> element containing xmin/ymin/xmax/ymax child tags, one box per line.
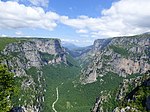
<box><xmin>52</xmin><ymin>87</ymin><xmax>59</xmax><ymax>112</ymax></box>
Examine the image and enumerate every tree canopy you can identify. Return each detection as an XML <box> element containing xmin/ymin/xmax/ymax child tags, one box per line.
<box><xmin>0</xmin><ymin>64</ymin><xmax>15</xmax><ymax>112</ymax></box>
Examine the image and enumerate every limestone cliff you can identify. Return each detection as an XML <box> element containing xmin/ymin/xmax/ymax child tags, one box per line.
<box><xmin>0</xmin><ymin>38</ymin><xmax>67</xmax><ymax>112</ymax></box>
<box><xmin>2</xmin><ymin>39</ymin><xmax>66</xmax><ymax>69</ymax></box>
<box><xmin>80</xmin><ymin>34</ymin><xmax>150</xmax><ymax>84</ymax></box>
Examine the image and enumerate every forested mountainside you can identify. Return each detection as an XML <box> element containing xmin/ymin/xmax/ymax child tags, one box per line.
<box><xmin>0</xmin><ymin>33</ymin><xmax>149</xmax><ymax>112</ymax></box>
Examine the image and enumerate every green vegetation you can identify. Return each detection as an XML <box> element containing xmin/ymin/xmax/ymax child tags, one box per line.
<box><xmin>100</xmin><ymin>72</ymin><xmax>123</xmax><ymax>111</ymax></box>
<box><xmin>0</xmin><ymin>37</ymin><xmax>32</xmax><ymax>51</ymax></box>
<box><xmin>0</xmin><ymin>64</ymin><xmax>16</xmax><ymax>112</ymax></box>
<box><xmin>40</xmin><ymin>52</ymin><xmax>55</xmax><ymax>62</ymax></box>
<box><xmin>0</xmin><ymin>36</ymin><xmax>149</xmax><ymax>112</ymax></box>
<box><xmin>126</xmin><ymin>73</ymin><xmax>143</xmax><ymax>79</ymax></box>
<box><xmin>123</xmin><ymin>79</ymin><xmax>150</xmax><ymax>111</ymax></box>
<box><xmin>12</xmin><ymin>75</ymin><xmax>35</xmax><ymax>106</ymax></box>
<box><xmin>109</xmin><ymin>45</ymin><xmax>129</xmax><ymax>57</ymax></box>
<box><xmin>12</xmin><ymin>67</ymin><xmax>46</xmax><ymax>108</ymax></box>
<box><xmin>42</xmin><ymin>64</ymin><xmax>81</xmax><ymax>112</ymax></box>
<box><xmin>42</xmin><ymin>63</ymin><xmax>123</xmax><ymax>112</ymax></box>
<box><xmin>66</xmin><ymin>54</ymin><xmax>79</xmax><ymax>66</ymax></box>
<box><xmin>116</xmin><ymin>74</ymin><xmax>150</xmax><ymax>112</ymax></box>
<box><xmin>126</xmin><ymin>85</ymin><xmax>150</xmax><ymax>111</ymax></box>
<box><xmin>0</xmin><ymin>38</ymin><xmax>20</xmax><ymax>51</ymax></box>
<box><xmin>102</xmin><ymin>55</ymin><xmax>111</xmax><ymax>60</ymax></box>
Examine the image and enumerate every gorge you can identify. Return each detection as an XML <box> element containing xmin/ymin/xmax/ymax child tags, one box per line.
<box><xmin>0</xmin><ymin>33</ymin><xmax>150</xmax><ymax>112</ymax></box>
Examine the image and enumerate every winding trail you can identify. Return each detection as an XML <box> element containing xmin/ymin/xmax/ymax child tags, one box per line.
<box><xmin>52</xmin><ymin>87</ymin><xmax>59</xmax><ymax>112</ymax></box>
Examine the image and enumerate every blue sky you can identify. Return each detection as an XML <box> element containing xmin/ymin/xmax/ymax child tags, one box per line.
<box><xmin>0</xmin><ymin>0</ymin><xmax>150</xmax><ymax>46</ymax></box>
<box><xmin>49</xmin><ymin>0</ymin><xmax>118</xmax><ymax>17</ymax></box>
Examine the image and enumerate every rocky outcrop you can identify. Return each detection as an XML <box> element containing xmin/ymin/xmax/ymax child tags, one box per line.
<box><xmin>113</xmin><ymin>106</ymin><xmax>138</xmax><ymax>112</ymax></box>
<box><xmin>93</xmin><ymin>39</ymin><xmax>111</xmax><ymax>51</ymax></box>
<box><xmin>114</xmin><ymin>73</ymin><xmax>150</xmax><ymax>112</ymax></box>
<box><xmin>80</xmin><ymin>34</ymin><xmax>150</xmax><ymax>84</ymax></box>
<box><xmin>91</xmin><ymin>97</ymin><xmax>101</xmax><ymax>112</ymax></box>
<box><xmin>33</xmin><ymin>39</ymin><xmax>63</xmax><ymax>54</ymax></box>
<box><xmin>2</xmin><ymin>39</ymin><xmax>66</xmax><ymax>69</ymax></box>
<box><xmin>114</xmin><ymin>58</ymin><xmax>149</xmax><ymax>75</ymax></box>
<box><xmin>0</xmin><ymin>38</ymin><xmax>67</xmax><ymax>112</ymax></box>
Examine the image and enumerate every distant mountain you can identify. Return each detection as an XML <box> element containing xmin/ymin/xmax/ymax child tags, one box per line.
<box><xmin>62</xmin><ymin>42</ymin><xmax>80</xmax><ymax>50</ymax></box>
<box><xmin>66</xmin><ymin>45</ymin><xmax>93</xmax><ymax>58</ymax></box>
<box><xmin>62</xmin><ymin>41</ymin><xmax>93</xmax><ymax>58</ymax></box>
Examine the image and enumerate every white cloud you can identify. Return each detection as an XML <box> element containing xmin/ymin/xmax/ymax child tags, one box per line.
<box><xmin>1</xmin><ymin>0</ymin><xmax>150</xmax><ymax>39</ymax></box>
<box><xmin>15</xmin><ymin>31</ymin><xmax>23</xmax><ymax>35</ymax></box>
<box><xmin>76</xmin><ymin>29</ymin><xmax>88</xmax><ymax>34</ymax></box>
<box><xmin>61</xmin><ymin>0</ymin><xmax>150</xmax><ymax>37</ymax></box>
<box><xmin>1</xmin><ymin>34</ymin><xmax>7</xmax><ymax>37</ymax></box>
<box><xmin>80</xmin><ymin>34</ymin><xmax>89</xmax><ymax>38</ymax></box>
<box><xmin>61</xmin><ymin>38</ymin><xmax>93</xmax><ymax>47</ymax></box>
<box><xmin>0</xmin><ymin>1</ymin><xmax>59</xmax><ymax>30</ymax></box>
<box><xmin>61</xmin><ymin>39</ymin><xmax>79</xmax><ymax>43</ymax></box>
<box><xmin>60</xmin><ymin>16</ymin><xmax>87</xmax><ymax>29</ymax></box>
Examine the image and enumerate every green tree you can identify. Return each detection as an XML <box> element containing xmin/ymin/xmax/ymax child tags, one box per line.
<box><xmin>0</xmin><ymin>64</ymin><xmax>15</xmax><ymax>112</ymax></box>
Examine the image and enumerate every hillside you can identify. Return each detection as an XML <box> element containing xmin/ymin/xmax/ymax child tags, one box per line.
<box><xmin>0</xmin><ymin>38</ymin><xmax>68</xmax><ymax>111</ymax></box>
<box><xmin>80</xmin><ymin>33</ymin><xmax>150</xmax><ymax>111</ymax></box>
<box><xmin>0</xmin><ymin>33</ymin><xmax>149</xmax><ymax>112</ymax></box>
<box><xmin>81</xmin><ymin>34</ymin><xmax>150</xmax><ymax>84</ymax></box>
<box><xmin>113</xmin><ymin>73</ymin><xmax>150</xmax><ymax>112</ymax></box>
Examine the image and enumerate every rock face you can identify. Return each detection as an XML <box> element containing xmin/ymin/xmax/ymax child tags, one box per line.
<box><xmin>33</xmin><ymin>39</ymin><xmax>63</xmax><ymax>54</ymax></box>
<box><xmin>93</xmin><ymin>39</ymin><xmax>112</xmax><ymax>51</ymax></box>
<box><xmin>2</xmin><ymin>39</ymin><xmax>66</xmax><ymax>70</ymax></box>
<box><xmin>91</xmin><ymin>97</ymin><xmax>101</xmax><ymax>112</ymax></box>
<box><xmin>81</xmin><ymin>34</ymin><xmax>150</xmax><ymax>84</ymax></box>
<box><xmin>113</xmin><ymin>73</ymin><xmax>150</xmax><ymax>112</ymax></box>
<box><xmin>0</xmin><ymin>38</ymin><xmax>67</xmax><ymax>112</ymax></box>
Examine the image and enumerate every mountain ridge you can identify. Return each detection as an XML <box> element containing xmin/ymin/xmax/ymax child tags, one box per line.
<box><xmin>0</xmin><ymin>33</ymin><xmax>149</xmax><ymax>112</ymax></box>
<box><xmin>80</xmin><ymin>34</ymin><xmax>150</xmax><ymax>84</ymax></box>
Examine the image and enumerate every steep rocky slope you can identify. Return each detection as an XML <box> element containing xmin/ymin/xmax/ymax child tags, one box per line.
<box><xmin>2</xmin><ymin>39</ymin><xmax>66</xmax><ymax>68</ymax></box>
<box><xmin>0</xmin><ymin>38</ymin><xmax>67</xmax><ymax>112</ymax></box>
<box><xmin>0</xmin><ymin>34</ymin><xmax>149</xmax><ymax>112</ymax></box>
<box><xmin>79</xmin><ymin>34</ymin><xmax>150</xmax><ymax>112</ymax></box>
<box><xmin>80</xmin><ymin>34</ymin><xmax>150</xmax><ymax>84</ymax></box>
<box><xmin>113</xmin><ymin>73</ymin><xmax>150</xmax><ymax>112</ymax></box>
